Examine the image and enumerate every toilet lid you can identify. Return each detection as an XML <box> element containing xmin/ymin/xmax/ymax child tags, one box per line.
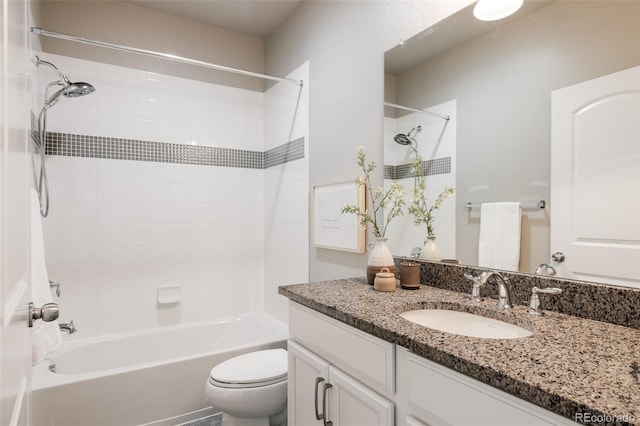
<box><xmin>209</xmin><ymin>349</ymin><xmax>287</xmax><ymax>388</ymax></box>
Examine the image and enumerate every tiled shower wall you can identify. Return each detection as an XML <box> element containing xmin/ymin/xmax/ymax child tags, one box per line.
<box><xmin>36</xmin><ymin>53</ymin><xmax>308</xmax><ymax>338</ymax></box>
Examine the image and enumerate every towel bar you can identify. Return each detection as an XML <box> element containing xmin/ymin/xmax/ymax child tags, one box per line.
<box><xmin>465</xmin><ymin>200</ymin><xmax>545</xmax><ymax>210</ymax></box>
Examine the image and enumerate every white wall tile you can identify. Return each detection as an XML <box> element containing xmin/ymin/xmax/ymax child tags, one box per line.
<box><xmin>45</xmin><ymin>156</ymin><xmax>70</xmax><ymax>179</ymax></box>
<box><xmin>122</xmin><ymin>203</ymin><xmax>147</xmax><ymax>225</ymax></box>
<box><xmin>122</xmin><ymin>160</ymin><xmax>147</xmax><ymax>182</ymax></box>
<box><xmin>40</xmin><ymin>54</ymin><xmax>310</xmax><ymax>338</ymax></box>
<box><xmin>69</xmin><ymin>180</ymin><xmax>97</xmax><ymax>203</ymax></box>
<box><xmin>96</xmin><ymin>158</ymin><xmax>124</xmax><ymax>181</ymax></box>
<box><xmin>68</xmin><ymin>157</ymin><xmax>97</xmax><ymax>180</ymax></box>
<box><xmin>97</xmin><ymin>180</ymin><xmax>123</xmax><ymax>203</ymax></box>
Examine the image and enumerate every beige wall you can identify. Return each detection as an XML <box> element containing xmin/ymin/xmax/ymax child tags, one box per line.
<box><xmin>31</xmin><ymin>0</ymin><xmax>265</xmax><ymax>91</ymax></box>
<box><xmin>265</xmin><ymin>1</ymin><xmax>473</xmax><ymax>281</ymax></box>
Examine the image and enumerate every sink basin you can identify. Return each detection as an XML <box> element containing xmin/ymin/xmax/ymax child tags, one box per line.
<box><xmin>400</xmin><ymin>309</ymin><xmax>533</xmax><ymax>339</ymax></box>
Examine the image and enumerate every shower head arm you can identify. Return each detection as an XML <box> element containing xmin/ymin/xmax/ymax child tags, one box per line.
<box><xmin>35</xmin><ymin>55</ymin><xmax>71</xmax><ymax>86</ymax></box>
<box><xmin>407</xmin><ymin>126</ymin><xmax>422</xmax><ymax>138</ymax></box>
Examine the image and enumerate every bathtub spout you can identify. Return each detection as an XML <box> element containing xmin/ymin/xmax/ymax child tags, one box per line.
<box><xmin>59</xmin><ymin>320</ymin><xmax>77</xmax><ymax>334</ymax></box>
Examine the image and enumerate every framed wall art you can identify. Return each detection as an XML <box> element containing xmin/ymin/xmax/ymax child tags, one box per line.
<box><xmin>312</xmin><ymin>181</ymin><xmax>365</xmax><ymax>253</ymax></box>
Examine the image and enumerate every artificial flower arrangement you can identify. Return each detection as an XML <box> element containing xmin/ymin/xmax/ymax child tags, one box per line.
<box><xmin>341</xmin><ymin>146</ymin><xmax>405</xmax><ymax>238</ymax></box>
<box><xmin>407</xmin><ymin>154</ymin><xmax>454</xmax><ymax>238</ymax></box>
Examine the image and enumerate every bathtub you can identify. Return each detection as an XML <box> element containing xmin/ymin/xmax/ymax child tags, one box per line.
<box><xmin>32</xmin><ymin>312</ymin><xmax>288</xmax><ymax>426</ymax></box>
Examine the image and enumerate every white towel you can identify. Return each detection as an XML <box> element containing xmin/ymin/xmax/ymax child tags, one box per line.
<box><xmin>478</xmin><ymin>202</ymin><xmax>522</xmax><ymax>271</ymax></box>
<box><xmin>30</xmin><ymin>188</ymin><xmax>62</xmax><ymax>364</ymax></box>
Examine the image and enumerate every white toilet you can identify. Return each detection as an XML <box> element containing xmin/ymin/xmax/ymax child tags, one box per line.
<box><xmin>205</xmin><ymin>348</ymin><xmax>288</xmax><ymax>426</ymax></box>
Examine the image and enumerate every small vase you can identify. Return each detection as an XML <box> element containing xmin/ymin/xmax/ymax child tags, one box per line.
<box><xmin>419</xmin><ymin>235</ymin><xmax>442</xmax><ymax>261</ymax></box>
<box><xmin>366</xmin><ymin>237</ymin><xmax>396</xmax><ymax>285</ymax></box>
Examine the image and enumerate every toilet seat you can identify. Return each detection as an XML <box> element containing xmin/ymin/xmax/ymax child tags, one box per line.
<box><xmin>208</xmin><ymin>348</ymin><xmax>287</xmax><ymax>389</ymax></box>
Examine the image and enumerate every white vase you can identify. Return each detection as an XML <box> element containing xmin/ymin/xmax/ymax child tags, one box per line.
<box><xmin>419</xmin><ymin>235</ymin><xmax>442</xmax><ymax>261</ymax></box>
<box><xmin>366</xmin><ymin>237</ymin><xmax>396</xmax><ymax>285</ymax></box>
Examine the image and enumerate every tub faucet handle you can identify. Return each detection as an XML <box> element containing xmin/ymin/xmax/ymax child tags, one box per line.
<box><xmin>59</xmin><ymin>320</ymin><xmax>77</xmax><ymax>334</ymax></box>
<box><xmin>49</xmin><ymin>280</ymin><xmax>61</xmax><ymax>297</ymax></box>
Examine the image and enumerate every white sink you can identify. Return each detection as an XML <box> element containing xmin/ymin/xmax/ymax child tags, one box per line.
<box><xmin>400</xmin><ymin>309</ymin><xmax>533</xmax><ymax>339</ymax></box>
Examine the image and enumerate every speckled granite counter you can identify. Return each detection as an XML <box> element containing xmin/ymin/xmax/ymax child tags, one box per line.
<box><xmin>279</xmin><ymin>277</ymin><xmax>640</xmax><ymax>425</ymax></box>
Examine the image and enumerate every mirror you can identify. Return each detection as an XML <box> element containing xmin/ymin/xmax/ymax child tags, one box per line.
<box><xmin>384</xmin><ymin>1</ymin><xmax>640</xmax><ymax>283</ymax></box>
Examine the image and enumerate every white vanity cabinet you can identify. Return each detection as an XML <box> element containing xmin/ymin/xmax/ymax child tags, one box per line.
<box><xmin>288</xmin><ymin>301</ymin><xmax>577</xmax><ymax>426</ymax></box>
<box><xmin>396</xmin><ymin>347</ymin><xmax>578</xmax><ymax>426</ymax></box>
<box><xmin>288</xmin><ymin>302</ymin><xmax>395</xmax><ymax>426</ymax></box>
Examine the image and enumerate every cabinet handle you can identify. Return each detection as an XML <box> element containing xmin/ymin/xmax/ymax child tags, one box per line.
<box><xmin>314</xmin><ymin>377</ymin><xmax>325</xmax><ymax>421</ymax></box>
<box><xmin>322</xmin><ymin>382</ymin><xmax>333</xmax><ymax>426</ymax></box>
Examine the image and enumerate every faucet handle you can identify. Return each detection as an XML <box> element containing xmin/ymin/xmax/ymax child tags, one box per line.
<box><xmin>464</xmin><ymin>272</ymin><xmax>483</xmax><ymax>302</ymax></box>
<box><xmin>463</xmin><ymin>271</ymin><xmax>483</xmax><ymax>282</ymax></box>
<box><xmin>534</xmin><ymin>287</ymin><xmax>562</xmax><ymax>295</ymax></box>
<box><xmin>528</xmin><ymin>286</ymin><xmax>562</xmax><ymax>315</ymax></box>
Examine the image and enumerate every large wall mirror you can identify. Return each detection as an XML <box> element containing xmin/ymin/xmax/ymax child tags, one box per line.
<box><xmin>384</xmin><ymin>1</ymin><xmax>640</xmax><ymax>286</ymax></box>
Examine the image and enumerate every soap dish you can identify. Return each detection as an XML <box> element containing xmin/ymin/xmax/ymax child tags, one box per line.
<box><xmin>157</xmin><ymin>285</ymin><xmax>182</xmax><ymax>305</ymax></box>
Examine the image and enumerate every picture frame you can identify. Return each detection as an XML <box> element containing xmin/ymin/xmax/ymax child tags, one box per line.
<box><xmin>312</xmin><ymin>181</ymin><xmax>365</xmax><ymax>253</ymax></box>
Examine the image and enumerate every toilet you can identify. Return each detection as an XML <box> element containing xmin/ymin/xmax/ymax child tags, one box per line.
<box><xmin>205</xmin><ymin>348</ymin><xmax>288</xmax><ymax>426</ymax></box>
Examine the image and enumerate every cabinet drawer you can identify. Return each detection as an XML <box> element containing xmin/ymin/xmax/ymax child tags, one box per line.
<box><xmin>406</xmin><ymin>352</ymin><xmax>576</xmax><ymax>426</ymax></box>
<box><xmin>289</xmin><ymin>301</ymin><xmax>395</xmax><ymax>395</ymax></box>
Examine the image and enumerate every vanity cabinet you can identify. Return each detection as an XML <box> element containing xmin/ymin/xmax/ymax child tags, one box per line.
<box><xmin>288</xmin><ymin>301</ymin><xmax>577</xmax><ymax>426</ymax></box>
<box><xmin>397</xmin><ymin>345</ymin><xmax>578</xmax><ymax>426</ymax></box>
<box><xmin>288</xmin><ymin>302</ymin><xmax>395</xmax><ymax>426</ymax></box>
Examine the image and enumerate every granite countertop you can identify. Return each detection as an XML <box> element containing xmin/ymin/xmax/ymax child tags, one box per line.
<box><xmin>279</xmin><ymin>277</ymin><xmax>640</xmax><ymax>425</ymax></box>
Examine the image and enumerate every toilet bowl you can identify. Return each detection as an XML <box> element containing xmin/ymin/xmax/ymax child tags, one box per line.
<box><xmin>205</xmin><ymin>348</ymin><xmax>288</xmax><ymax>426</ymax></box>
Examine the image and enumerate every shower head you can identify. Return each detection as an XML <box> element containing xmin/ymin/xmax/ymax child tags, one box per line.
<box><xmin>36</xmin><ymin>56</ymin><xmax>95</xmax><ymax>109</ymax></box>
<box><xmin>394</xmin><ymin>126</ymin><xmax>421</xmax><ymax>153</ymax></box>
<box><xmin>393</xmin><ymin>133</ymin><xmax>413</xmax><ymax>146</ymax></box>
<box><xmin>64</xmin><ymin>81</ymin><xmax>95</xmax><ymax>97</ymax></box>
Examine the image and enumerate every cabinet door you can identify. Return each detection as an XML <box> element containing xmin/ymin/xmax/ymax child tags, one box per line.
<box><xmin>406</xmin><ymin>352</ymin><xmax>576</xmax><ymax>426</ymax></box>
<box><xmin>327</xmin><ymin>366</ymin><xmax>394</xmax><ymax>426</ymax></box>
<box><xmin>288</xmin><ymin>340</ymin><xmax>330</xmax><ymax>426</ymax></box>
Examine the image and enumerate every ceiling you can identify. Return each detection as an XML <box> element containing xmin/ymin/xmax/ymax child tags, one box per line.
<box><xmin>127</xmin><ymin>0</ymin><xmax>303</xmax><ymax>38</ymax></box>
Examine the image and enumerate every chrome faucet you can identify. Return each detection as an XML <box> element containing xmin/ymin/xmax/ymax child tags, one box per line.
<box><xmin>59</xmin><ymin>320</ymin><xmax>77</xmax><ymax>334</ymax></box>
<box><xmin>478</xmin><ymin>271</ymin><xmax>514</xmax><ymax>309</ymax></box>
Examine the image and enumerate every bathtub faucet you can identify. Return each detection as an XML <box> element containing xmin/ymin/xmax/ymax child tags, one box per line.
<box><xmin>59</xmin><ymin>320</ymin><xmax>77</xmax><ymax>334</ymax></box>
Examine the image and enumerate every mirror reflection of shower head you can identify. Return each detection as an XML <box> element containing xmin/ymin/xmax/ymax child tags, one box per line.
<box><xmin>394</xmin><ymin>125</ymin><xmax>421</xmax><ymax>153</ymax></box>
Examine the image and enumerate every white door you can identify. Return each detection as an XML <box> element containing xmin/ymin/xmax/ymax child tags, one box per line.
<box><xmin>327</xmin><ymin>366</ymin><xmax>394</xmax><ymax>426</ymax></box>
<box><xmin>288</xmin><ymin>340</ymin><xmax>330</xmax><ymax>426</ymax></box>
<box><xmin>1</xmin><ymin>0</ymin><xmax>33</xmax><ymax>425</ymax></box>
<box><xmin>551</xmin><ymin>66</ymin><xmax>640</xmax><ymax>287</ymax></box>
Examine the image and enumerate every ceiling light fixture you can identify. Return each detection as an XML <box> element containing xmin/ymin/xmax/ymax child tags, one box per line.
<box><xmin>473</xmin><ymin>0</ymin><xmax>524</xmax><ymax>21</ymax></box>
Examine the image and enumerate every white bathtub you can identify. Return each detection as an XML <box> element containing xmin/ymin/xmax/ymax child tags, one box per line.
<box><xmin>32</xmin><ymin>313</ymin><xmax>288</xmax><ymax>426</ymax></box>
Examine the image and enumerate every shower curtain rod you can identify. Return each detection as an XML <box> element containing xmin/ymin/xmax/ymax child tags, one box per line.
<box><xmin>384</xmin><ymin>102</ymin><xmax>449</xmax><ymax>121</ymax></box>
<box><xmin>30</xmin><ymin>27</ymin><xmax>303</xmax><ymax>87</ymax></box>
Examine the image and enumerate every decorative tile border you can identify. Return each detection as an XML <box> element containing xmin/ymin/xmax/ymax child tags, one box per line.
<box><xmin>34</xmin><ymin>129</ymin><xmax>304</xmax><ymax>170</ymax></box>
<box><xmin>384</xmin><ymin>157</ymin><xmax>451</xmax><ymax>180</ymax></box>
<box><xmin>264</xmin><ymin>137</ymin><xmax>305</xmax><ymax>168</ymax></box>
